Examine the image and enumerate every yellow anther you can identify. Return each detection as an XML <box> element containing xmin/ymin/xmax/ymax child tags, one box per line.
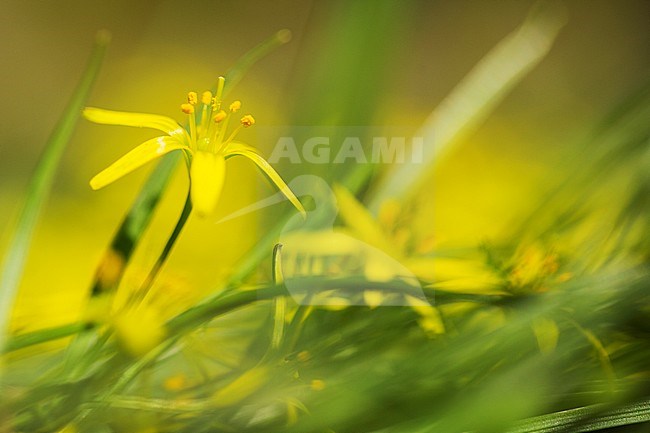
<box><xmin>181</xmin><ymin>103</ymin><xmax>195</xmax><ymax>114</ymax></box>
<box><xmin>213</xmin><ymin>110</ymin><xmax>227</xmax><ymax>123</ymax></box>
<box><xmin>187</xmin><ymin>91</ymin><xmax>198</xmax><ymax>105</ymax></box>
<box><xmin>229</xmin><ymin>100</ymin><xmax>242</xmax><ymax>112</ymax></box>
<box><xmin>240</xmin><ymin>114</ymin><xmax>255</xmax><ymax>127</ymax></box>
<box><xmin>201</xmin><ymin>91</ymin><xmax>213</xmax><ymax>105</ymax></box>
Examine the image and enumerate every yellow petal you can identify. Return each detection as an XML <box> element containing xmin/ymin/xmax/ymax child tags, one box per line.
<box><xmin>90</xmin><ymin>136</ymin><xmax>187</xmax><ymax>190</ymax></box>
<box><xmin>190</xmin><ymin>151</ymin><xmax>226</xmax><ymax>216</ymax></box>
<box><xmin>224</xmin><ymin>141</ymin><xmax>306</xmax><ymax>217</ymax></box>
<box><xmin>83</xmin><ymin>107</ymin><xmax>189</xmax><ymax>142</ymax></box>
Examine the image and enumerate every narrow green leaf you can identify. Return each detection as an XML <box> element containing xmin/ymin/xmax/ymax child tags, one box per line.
<box><xmin>0</xmin><ymin>31</ymin><xmax>110</xmax><ymax>353</ymax></box>
<box><xmin>368</xmin><ymin>3</ymin><xmax>567</xmax><ymax>211</ymax></box>
<box><xmin>2</xmin><ymin>322</ymin><xmax>87</xmax><ymax>353</ymax></box>
<box><xmin>510</xmin><ymin>399</ymin><xmax>650</xmax><ymax>433</ymax></box>
<box><xmin>222</xmin><ymin>29</ymin><xmax>293</xmax><ymax>95</ymax></box>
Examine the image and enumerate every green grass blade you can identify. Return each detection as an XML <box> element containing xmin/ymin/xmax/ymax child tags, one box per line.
<box><xmin>225</xmin><ymin>2</ymin><xmax>410</xmax><ymax>287</ymax></box>
<box><xmin>3</xmin><ymin>323</ymin><xmax>88</xmax><ymax>353</ymax></box>
<box><xmin>368</xmin><ymin>3</ymin><xmax>567</xmax><ymax>211</ymax></box>
<box><xmin>222</xmin><ymin>29</ymin><xmax>293</xmax><ymax>95</ymax></box>
<box><xmin>0</xmin><ymin>31</ymin><xmax>110</xmax><ymax>353</ymax></box>
<box><xmin>510</xmin><ymin>399</ymin><xmax>650</xmax><ymax>433</ymax></box>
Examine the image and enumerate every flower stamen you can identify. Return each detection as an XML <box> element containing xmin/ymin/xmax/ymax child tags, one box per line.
<box><xmin>214</xmin><ymin>111</ymin><xmax>232</xmax><ymax>152</ymax></box>
<box><xmin>201</xmin><ymin>91</ymin><xmax>213</xmax><ymax>106</ymax></box>
<box><xmin>212</xmin><ymin>76</ymin><xmax>226</xmax><ymax>111</ymax></box>
<box><xmin>187</xmin><ymin>91</ymin><xmax>198</xmax><ymax>106</ymax></box>
<box><xmin>207</xmin><ymin>110</ymin><xmax>227</xmax><ymax>151</ymax></box>
<box><xmin>222</xmin><ymin>115</ymin><xmax>255</xmax><ymax>147</ymax></box>
<box><xmin>86</xmin><ymin>66</ymin><xmax>304</xmax><ymax>219</ymax></box>
<box><xmin>240</xmin><ymin>114</ymin><xmax>255</xmax><ymax>127</ymax></box>
<box><xmin>213</xmin><ymin>110</ymin><xmax>227</xmax><ymax>123</ymax></box>
<box><xmin>200</xmin><ymin>90</ymin><xmax>213</xmax><ymax>138</ymax></box>
<box><xmin>181</xmin><ymin>103</ymin><xmax>197</xmax><ymax>146</ymax></box>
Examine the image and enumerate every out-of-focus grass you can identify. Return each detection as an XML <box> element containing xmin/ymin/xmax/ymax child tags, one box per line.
<box><xmin>0</xmin><ymin>32</ymin><xmax>109</xmax><ymax>347</ymax></box>
<box><xmin>1</xmin><ymin>1</ymin><xmax>649</xmax><ymax>432</ymax></box>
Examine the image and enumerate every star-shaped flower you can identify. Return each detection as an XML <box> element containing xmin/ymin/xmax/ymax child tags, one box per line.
<box><xmin>84</xmin><ymin>77</ymin><xmax>305</xmax><ymax>217</ymax></box>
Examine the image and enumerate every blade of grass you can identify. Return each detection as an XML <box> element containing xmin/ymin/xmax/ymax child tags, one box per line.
<box><xmin>224</xmin><ymin>1</ymin><xmax>410</xmax><ymax>287</ymax></box>
<box><xmin>2</xmin><ymin>322</ymin><xmax>88</xmax><ymax>353</ymax></box>
<box><xmin>367</xmin><ymin>3</ymin><xmax>567</xmax><ymax>212</ymax></box>
<box><xmin>509</xmin><ymin>398</ymin><xmax>650</xmax><ymax>433</ymax></box>
<box><xmin>222</xmin><ymin>29</ymin><xmax>293</xmax><ymax>95</ymax></box>
<box><xmin>0</xmin><ymin>30</ymin><xmax>110</xmax><ymax>355</ymax></box>
<box><xmin>2</xmin><ymin>280</ymin><xmax>501</xmax><ymax>353</ymax></box>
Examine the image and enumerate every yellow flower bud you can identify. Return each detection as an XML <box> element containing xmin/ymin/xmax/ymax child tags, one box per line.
<box><xmin>229</xmin><ymin>100</ymin><xmax>242</xmax><ymax>112</ymax></box>
<box><xmin>187</xmin><ymin>91</ymin><xmax>198</xmax><ymax>105</ymax></box>
<box><xmin>240</xmin><ymin>114</ymin><xmax>255</xmax><ymax>127</ymax></box>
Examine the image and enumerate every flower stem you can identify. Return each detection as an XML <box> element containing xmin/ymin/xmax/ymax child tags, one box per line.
<box><xmin>136</xmin><ymin>189</ymin><xmax>193</xmax><ymax>303</ymax></box>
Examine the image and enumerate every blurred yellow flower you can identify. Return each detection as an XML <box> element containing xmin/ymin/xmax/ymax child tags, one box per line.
<box><xmin>112</xmin><ymin>304</ymin><xmax>166</xmax><ymax>357</ymax></box>
<box><xmin>506</xmin><ymin>243</ymin><xmax>566</xmax><ymax>294</ymax></box>
<box><xmin>84</xmin><ymin>77</ymin><xmax>305</xmax><ymax>217</ymax></box>
<box><xmin>310</xmin><ymin>379</ymin><xmax>326</xmax><ymax>391</ymax></box>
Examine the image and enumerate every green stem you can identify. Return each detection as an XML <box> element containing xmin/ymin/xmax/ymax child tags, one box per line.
<box><xmin>137</xmin><ymin>190</ymin><xmax>193</xmax><ymax>301</ymax></box>
<box><xmin>3</xmin><ymin>281</ymin><xmax>506</xmax><ymax>353</ymax></box>
<box><xmin>2</xmin><ymin>322</ymin><xmax>88</xmax><ymax>353</ymax></box>
<box><xmin>166</xmin><ymin>284</ymin><xmax>284</xmax><ymax>335</ymax></box>
<box><xmin>2</xmin><ymin>286</ymin><xmax>281</xmax><ymax>354</ymax></box>
<box><xmin>270</xmin><ymin>244</ymin><xmax>286</xmax><ymax>351</ymax></box>
<box><xmin>89</xmin><ymin>153</ymin><xmax>180</xmax><ymax>297</ymax></box>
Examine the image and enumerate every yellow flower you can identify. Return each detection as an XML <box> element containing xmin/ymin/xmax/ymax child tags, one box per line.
<box><xmin>84</xmin><ymin>76</ymin><xmax>305</xmax><ymax>217</ymax></box>
<box><xmin>112</xmin><ymin>304</ymin><xmax>166</xmax><ymax>357</ymax></box>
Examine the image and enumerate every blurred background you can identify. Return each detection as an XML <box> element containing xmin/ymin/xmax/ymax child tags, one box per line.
<box><xmin>1</xmin><ymin>0</ymin><xmax>648</xmax><ymax>331</ymax></box>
